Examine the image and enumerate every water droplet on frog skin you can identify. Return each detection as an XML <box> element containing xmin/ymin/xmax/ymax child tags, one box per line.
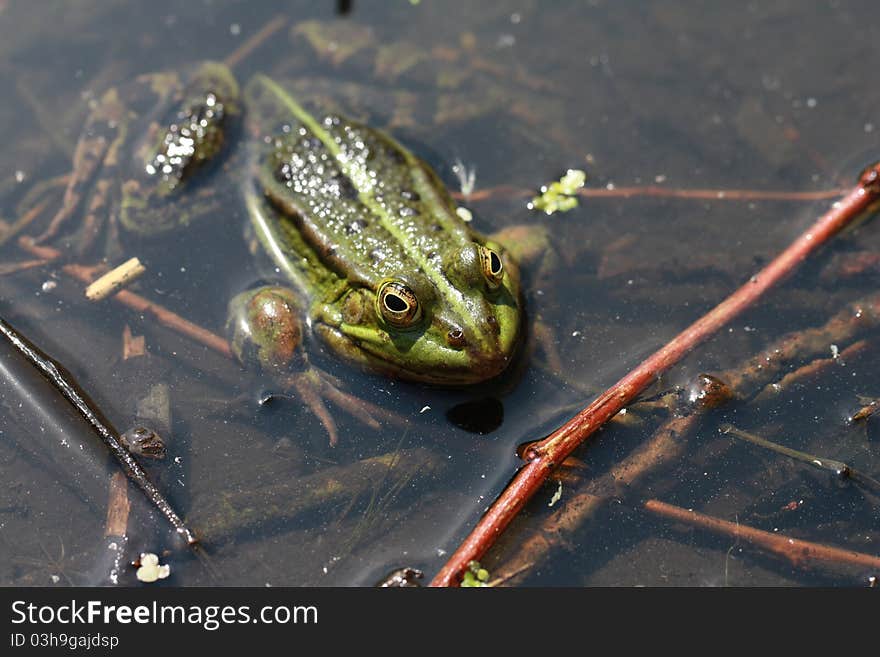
<box><xmin>446</xmin><ymin>396</ymin><xmax>504</xmax><ymax>434</ymax></box>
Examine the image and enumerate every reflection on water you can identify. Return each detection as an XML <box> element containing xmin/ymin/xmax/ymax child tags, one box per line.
<box><xmin>1</xmin><ymin>0</ymin><xmax>879</xmax><ymax>586</ymax></box>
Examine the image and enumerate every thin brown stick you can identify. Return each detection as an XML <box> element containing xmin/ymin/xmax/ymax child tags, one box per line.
<box><xmin>122</xmin><ymin>324</ymin><xmax>146</xmax><ymax>360</ymax></box>
<box><xmin>497</xmin><ymin>290</ymin><xmax>880</xmax><ymax>581</ymax></box>
<box><xmin>721</xmin><ymin>423</ymin><xmax>880</xmax><ymax>493</ymax></box>
<box><xmin>753</xmin><ymin>339</ymin><xmax>871</xmax><ymax>403</ymax></box>
<box><xmin>104</xmin><ymin>471</ymin><xmax>131</xmax><ymax>537</ymax></box>
<box><xmin>0</xmin><ymin>259</ymin><xmax>49</xmax><ymax>276</ymax></box>
<box><xmin>223</xmin><ymin>14</ymin><xmax>288</xmax><ymax>69</ymax></box>
<box><xmin>722</xmin><ymin>296</ymin><xmax>880</xmax><ymax>396</ymax></box>
<box><xmin>457</xmin><ymin>184</ymin><xmax>849</xmax><ymax>204</ymax></box>
<box><xmin>431</xmin><ymin>163</ymin><xmax>880</xmax><ymax>586</ymax></box>
<box><xmin>493</xmin><ymin>403</ymin><xmax>706</xmax><ymax>584</ymax></box>
<box><xmin>496</xmin><ymin>295</ymin><xmax>880</xmax><ymax>581</ymax></box>
<box><xmin>65</xmin><ymin>263</ymin><xmax>233</xmax><ymax>359</ymax></box>
<box><xmin>644</xmin><ymin>498</ymin><xmax>880</xmax><ymax>571</ymax></box>
<box><xmin>17</xmin><ymin>240</ymin><xmax>233</xmax><ymax>359</ymax></box>
<box><xmin>17</xmin><ymin>238</ymin><xmax>66</xmax><ymax>261</ymax></box>
<box><xmin>0</xmin><ymin>199</ymin><xmax>50</xmax><ymax>247</ymax></box>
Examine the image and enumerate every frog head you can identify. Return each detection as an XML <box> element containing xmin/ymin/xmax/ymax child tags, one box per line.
<box><xmin>317</xmin><ymin>238</ymin><xmax>523</xmax><ymax>385</ymax></box>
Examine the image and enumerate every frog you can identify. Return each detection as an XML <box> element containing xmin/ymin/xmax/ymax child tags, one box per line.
<box><xmin>30</xmin><ymin>60</ymin><xmax>548</xmax><ymax>445</ymax></box>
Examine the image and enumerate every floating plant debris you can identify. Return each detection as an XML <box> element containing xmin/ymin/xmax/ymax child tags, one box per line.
<box><xmin>528</xmin><ymin>169</ymin><xmax>586</xmax><ymax>215</ymax></box>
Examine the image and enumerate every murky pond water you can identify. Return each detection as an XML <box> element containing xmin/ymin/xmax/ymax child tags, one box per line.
<box><xmin>1</xmin><ymin>0</ymin><xmax>879</xmax><ymax>587</ymax></box>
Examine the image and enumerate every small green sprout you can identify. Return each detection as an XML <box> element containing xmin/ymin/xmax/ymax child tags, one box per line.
<box><xmin>528</xmin><ymin>169</ymin><xmax>587</xmax><ymax>215</ymax></box>
<box><xmin>460</xmin><ymin>560</ymin><xmax>490</xmax><ymax>587</ymax></box>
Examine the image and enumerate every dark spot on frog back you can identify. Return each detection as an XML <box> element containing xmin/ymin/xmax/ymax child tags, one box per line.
<box><xmin>332</xmin><ymin>171</ymin><xmax>358</xmax><ymax>200</ymax></box>
<box><xmin>343</xmin><ymin>218</ymin><xmax>369</xmax><ymax>235</ymax></box>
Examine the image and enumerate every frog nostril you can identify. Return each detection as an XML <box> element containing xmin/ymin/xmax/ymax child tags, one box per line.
<box><xmin>447</xmin><ymin>328</ymin><xmax>466</xmax><ymax>348</ymax></box>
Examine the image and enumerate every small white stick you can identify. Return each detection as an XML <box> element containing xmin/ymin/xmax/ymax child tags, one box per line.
<box><xmin>85</xmin><ymin>257</ymin><xmax>146</xmax><ymax>301</ymax></box>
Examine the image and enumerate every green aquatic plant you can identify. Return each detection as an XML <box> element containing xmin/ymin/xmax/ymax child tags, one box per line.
<box><xmin>528</xmin><ymin>169</ymin><xmax>586</xmax><ymax>215</ymax></box>
<box><xmin>460</xmin><ymin>560</ymin><xmax>490</xmax><ymax>587</ymax></box>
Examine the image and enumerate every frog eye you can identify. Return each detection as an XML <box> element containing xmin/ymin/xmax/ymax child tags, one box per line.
<box><xmin>377</xmin><ymin>280</ymin><xmax>422</xmax><ymax>328</ymax></box>
<box><xmin>478</xmin><ymin>245</ymin><xmax>505</xmax><ymax>290</ymax></box>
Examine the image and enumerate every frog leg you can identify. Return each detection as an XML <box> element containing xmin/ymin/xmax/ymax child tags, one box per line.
<box><xmin>489</xmin><ymin>223</ymin><xmax>565</xmax><ymax>375</ymax></box>
<box><xmin>317</xmin><ymin>372</ymin><xmax>408</xmax><ymax>431</ymax></box>
<box><xmin>288</xmin><ymin>370</ymin><xmax>341</xmax><ymax>447</ymax></box>
<box><xmin>286</xmin><ymin>367</ymin><xmax>408</xmax><ymax>447</ymax></box>
<box><xmin>230</xmin><ymin>285</ymin><xmax>407</xmax><ymax>447</ymax></box>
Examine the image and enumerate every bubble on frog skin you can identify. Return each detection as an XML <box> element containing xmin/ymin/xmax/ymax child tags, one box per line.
<box><xmin>446</xmin><ymin>397</ymin><xmax>504</xmax><ymax>434</ymax></box>
<box><xmin>344</xmin><ymin>218</ymin><xmax>369</xmax><ymax>235</ymax></box>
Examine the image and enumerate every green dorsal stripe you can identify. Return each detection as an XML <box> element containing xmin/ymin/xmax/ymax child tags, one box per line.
<box><xmin>254</xmin><ymin>75</ymin><xmax>481</xmax><ymax>339</ymax></box>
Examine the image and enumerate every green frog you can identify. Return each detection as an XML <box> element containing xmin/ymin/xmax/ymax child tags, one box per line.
<box><xmin>33</xmin><ymin>61</ymin><xmax>531</xmax><ymax>443</ymax></box>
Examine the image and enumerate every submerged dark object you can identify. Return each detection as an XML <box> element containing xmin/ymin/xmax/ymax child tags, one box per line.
<box><xmin>446</xmin><ymin>396</ymin><xmax>504</xmax><ymax>434</ymax></box>
<box><xmin>120</xmin><ymin>426</ymin><xmax>167</xmax><ymax>460</ymax></box>
<box><xmin>376</xmin><ymin>567</ymin><xmax>423</xmax><ymax>587</ymax></box>
<box><xmin>0</xmin><ymin>315</ymin><xmax>196</xmax><ymax>545</ymax></box>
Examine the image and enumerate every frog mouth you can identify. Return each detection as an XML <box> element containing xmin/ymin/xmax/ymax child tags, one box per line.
<box><xmin>314</xmin><ymin>323</ymin><xmax>518</xmax><ymax>385</ymax></box>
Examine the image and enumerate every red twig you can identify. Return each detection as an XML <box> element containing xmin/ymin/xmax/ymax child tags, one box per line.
<box><xmin>430</xmin><ymin>163</ymin><xmax>880</xmax><ymax>586</ymax></box>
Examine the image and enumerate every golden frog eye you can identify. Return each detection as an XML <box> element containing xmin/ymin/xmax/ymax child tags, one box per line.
<box><xmin>377</xmin><ymin>280</ymin><xmax>422</xmax><ymax>329</ymax></box>
<box><xmin>478</xmin><ymin>245</ymin><xmax>505</xmax><ymax>290</ymax></box>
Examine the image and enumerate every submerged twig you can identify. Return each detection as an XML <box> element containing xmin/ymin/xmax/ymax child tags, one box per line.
<box><xmin>753</xmin><ymin>339</ymin><xmax>871</xmax><ymax>403</ymax></box>
<box><xmin>497</xmin><ymin>285</ymin><xmax>880</xmax><ymax>581</ymax></box>
<box><xmin>644</xmin><ymin>498</ymin><xmax>880</xmax><ymax>573</ymax></box>
<box><xmin>432</xmin><ymin>163</ymin><xmax>880</xmax><ymax>586</ymax></box>
<box><xmin>0</xmin><ymin>259</ymin><xmax>49</xmax><ymax>276</ymax></box>
<box><xmin>0</xmin><ymin>199</ymin><xmax>50</xmax><ymax>248</ymax></box>
<box><xmin>0</xmin><ymin>315</ymin><xmax>196</xmax><ymax>546</ymax></box>
<box><xmin>721</xmin><ymin>424</ymin><xmax>880</xmax><ymax>494</ymax></box>
<box><xmin>104</xmin><ymin>471</ymin><xmax>131</xmax><ymax>538</ymax></box>
<box><xmin>456</xmin><ymin>184</ymin><xmax>848</xmax><ymax>204</ymax></box>
<box><xmin>493</xmin><ymin>375</ymin><xmax>732</xmax><ymax>584</ymax></box>
<box><xmin>223</xmin><ymin>14</ymin><xmax>288</xmax><ymax>68</ymax></box>
<box><xmin>18</xmin><ymin>239</ymin><xmax>233</xmax><ymax>359</ymax></box>
<box><xmin>721</xmin><ymin>295</ymin><xmax>880</xmax><ymax>398</ymax></box>
<box><xmin>67</xmin><ymin>263</ymin><xmax>233</xmax><ymax>358</ymax></box>
<box><xmin>191</xmin><ymin>447</ymin><xmax>447</xmax><ymax>543</ymax></box>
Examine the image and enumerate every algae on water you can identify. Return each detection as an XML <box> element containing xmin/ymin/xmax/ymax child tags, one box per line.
<box><xmin>528</xmin><ymin>169</ymin><xmax>586</xmax><ymax>215</ymax></box>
